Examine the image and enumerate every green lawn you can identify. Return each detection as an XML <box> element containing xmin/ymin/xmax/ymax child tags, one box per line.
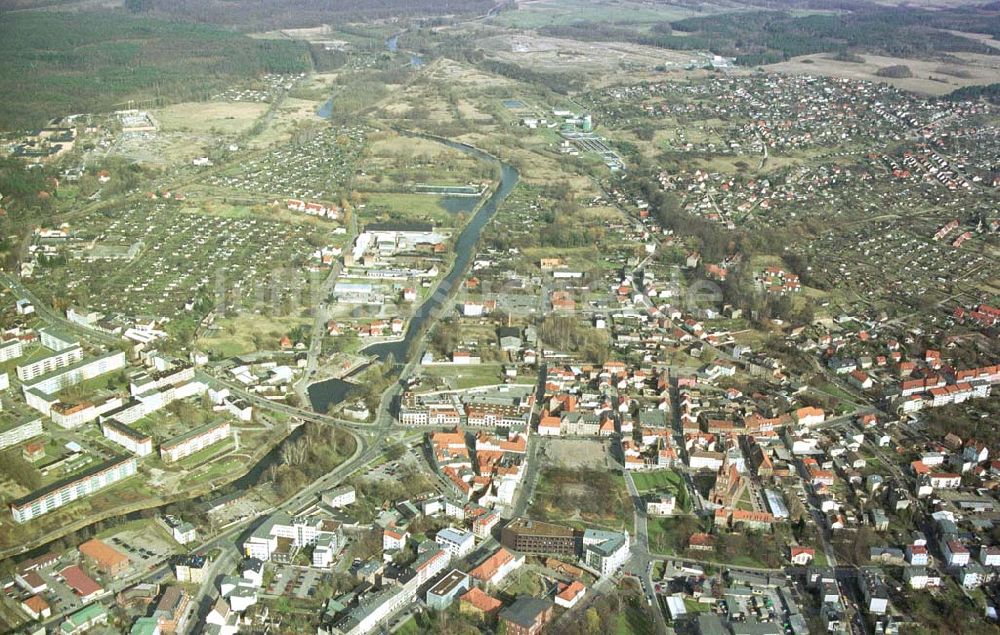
<box><xmin>631</xmin><ymin>470</ymin><xmax>682</xmax><ymax>493</ymax></box>
<box><xmin>395</xmin><ymin>616</ymin><xmax>420</xmax><ymax>635</ymax></box>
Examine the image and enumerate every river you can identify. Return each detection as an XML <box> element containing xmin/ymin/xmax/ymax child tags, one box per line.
<box><xmin>308</xmin><ymin>136</ymin><xmax>520</xmax><ymax>410</ymax></box>
<box><xmin>317</xmin><ymin>34</ymin><xmax>423</xmax><ymax>119</ymax></box>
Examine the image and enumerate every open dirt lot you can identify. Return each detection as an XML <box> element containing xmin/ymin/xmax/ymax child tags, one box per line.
<box><xmin>766</xmin><ymin>52</ymin><xmax>1000</xmax><ymax>95</ymax></box>
<box><xmin>542</xmin><ymin>438</ymin><xmax>610</xmax><ymax>469</ymax></box>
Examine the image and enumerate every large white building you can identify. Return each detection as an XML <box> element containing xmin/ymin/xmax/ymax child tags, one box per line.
<box><xmin>39</xmin><ymin>328</ymin><xmax>78</xmax><ymax>352</ymax></box>
<box><xmin>17</xmin><ymin>346</ymin><xmax>84</xmax><ymax>382</ymax></box>
<box><xmin>321</xmin><ymin>486</ymin><xmax>356</xmax><ymax>509</ymax></box>
<box><xmin>0</xmin><ymin>416</ymin><xmax>43</xmax><ymax>451</ymax></box>
<box><xmin>101</xmin><ymin>420</ymin><xmax>153</xmax><ymax>457</ymax></box>
<box><xmin>243</xmin><ymin>513</ymin><xmax>343</xmax><ymax>562</ymax></box>
<box><xmin>20</xmin><ymin>350</ymin><xmax>126</xmax><ymax>396</ymax></box>
<box><xmin>10</xmin><ymin>456</ymin><xmax>137</xmax><ymax>523</ymax></box>
<box><xmin>0</xmin><ymin>339</ymin><xmax>24</xmax><ymax>363</ymax></box>
<box><xmin>582</xmin><ymin>529</ymin><xmax>630</xmax><ymax>577</ymax></box>
<box><xmin>160</xmin><ymin>420</ymin><xmax>230</xmax><ymax>462</ymax></box>
<box><xmin>50</xmin><ymin>395</ymin><xmax>124</xmax><ymax>430</ymax></box>
<box><xmin>435</xmin><ymin>527</ymin><xmax>476</xmax><ymax>559</ymax></box>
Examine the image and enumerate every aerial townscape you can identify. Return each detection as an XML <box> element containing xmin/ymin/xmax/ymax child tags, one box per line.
<box><xmin>0</xmin><ymin>0</ymin><xmax>999</xmax><ymax>634</ymax></box>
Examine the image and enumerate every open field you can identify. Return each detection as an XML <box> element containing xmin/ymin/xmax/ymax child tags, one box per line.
<box><xmin>530</xmin><ymin>465</ymin><xmax>632</xmax><ymax>532</ymax></box>
<box><xmin>543</xmin><ymin>438</ymin><xmax>609</xmax><ymax>469</ymax></box>
<box><xmin>490</xmin><ymin>0</ymin><xmax>707</xmax><ymax>29</ymax></box>
<box><xmin>197</xmin><ymin>314</ymin><xmax>312</xmax><ymax>358</ymax></box>
<box><xmin>766</xmin><ymin>52</ymin><xmax>1000</xmax><ymax>95</ymax></box>
<box><xmin>155</xmin><ymin>101</ymin><xmax>269</xmax><ymax>135</ymax></box>
<box><xmin>482</xmin><ymin>33</ymin><xmax>712</xmax><ymax>75</ymax></box>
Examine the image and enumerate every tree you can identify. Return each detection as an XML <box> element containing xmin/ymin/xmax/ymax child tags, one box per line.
<box><xmin>386</xmin><ymin>443</ymin><xmax>406</xmax><ymax>462</ymax></box>
<box><xmin>125</xmin><ymin>0</ymin><xmax>154</xmax><ymax>14</ymax></box>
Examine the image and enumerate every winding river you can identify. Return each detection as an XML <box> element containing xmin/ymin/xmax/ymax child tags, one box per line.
<box><xmin>308</xmin><ymin>135</ymin><xmax>519</xmax><ymax>412</ymax></box>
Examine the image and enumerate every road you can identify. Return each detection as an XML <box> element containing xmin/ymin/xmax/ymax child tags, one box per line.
<box><xmin>294</xmin><ymin>204</ymin><xmax>360</xmax><ymax>407</ymax></box>
<box><xmin>623</xmin><ymin>470</ymin><xmax>669</xmax><ymax>635</ymax></box>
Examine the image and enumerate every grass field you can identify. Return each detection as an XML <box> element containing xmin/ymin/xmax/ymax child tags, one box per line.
<box><xmin>767</xmin><ymin>51</ymin><xmax>1000</xmax><ymax>95</ymax></box>
<box><xmin>197</xmin><ymin>314</ymin><xmax>311</xmax><ymax>358</ymax></box>
<box><xmin>530</xmin><ymin>467</ymin><xmax>633</xmax><ymax>532</ymax></box>
<box><xmin>422</xmin><ymin>363</ymin><xmax>505</xmax><ymax>389</ymax></box>
<box><xmin>492</xmin><ymin>0</ymin><xmax>703</xmax><ymax>28</ymax></box>
<box><xmin>630</xmin><ymin>469</ymin><xmax>683</xmax><ymax>493</ymax></box>
<box><xmin>361</xmin><ymin>192</ymin><xmax>477</xmax><ymax>227</ymax></box>
<box><xmin>155</xmin><ymin>101</ymin><xmax>269</xmax><ymax>135</ymax></box>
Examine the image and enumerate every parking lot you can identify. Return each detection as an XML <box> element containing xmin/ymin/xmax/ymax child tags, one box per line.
<box><xmin>107</xmin><ymin>525</ymin><xmax>179</xmax><ymax>573</ymax></box>
<box><xmin>266</xmin><ymin>564</ymin><xmax>326</xmax><ymax>600</ymax></box>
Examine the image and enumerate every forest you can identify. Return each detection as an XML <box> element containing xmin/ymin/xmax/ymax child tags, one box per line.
<box><xmin>0</xmin><ymin>11</ymin><xmax>312</xmax><ymax>129</ymax></box>
<box><xmin>124</xmin><ymin>0</ymin><xmax>499</xmax><ymax>30</ymax></box>
<box><xmin>539</xmin><ymin>4</ymin><xmax>1000</xmax><ymax>67</ymax></box>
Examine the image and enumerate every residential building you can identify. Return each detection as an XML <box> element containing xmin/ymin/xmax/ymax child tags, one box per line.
<box><xmin>433</xmin><ymin>527</ymin><xmax>474</xmax><ymax>559</ymax></box>
<box><xmin>40</xmin><ymin>328</ymin><xmax>78</xmax><ymax>352</ymax></box>
<box><xmin>555</xmin><ymin>581</ymin><xmax>586</xmax><ymax>608</ymax></box>
<box><xmin>20</xmin><ymin>350</ymin><xmax>126</xmax><ymax>395</ymax></box>
<box><xmin>10</xmin><ymin>455</ymin><xmax>137</xmax><ymax>523</ymax></box>
<box><xmin>469</xmin><ymin>547</ymin><xmax>524</xmax><ymax>586</ymax></box>
<box><xmin>0</xmin><ymin>339</ymin><xmax>24</xmax><ymax>363</ymax></box>
<box><xmin>322</xmin><ymin>485</ymin><xmax>356</xmax><ymax>509</ymax></box>
<box><xmin>22</xmin><ymin>595</ymin><xmax>51</xmax><ymax>620</ymax></box>
<box><xmin>459</xmin><ymin>587</ymin><xmax>503</xmax><ymax>618</ymax></box>
<box><xmin>60</xmin><ymin>604</ymin><xmax>108</xmax><ymax>635</ymax></box>
<box><xmin>0</xmin><ymin>416</ymin><xmax>43</xmax><ymax>451</ymax></box>
<box><xmin>500</xmin><ymin>518</ymin><xmax>578</xmax><ymax>557</ymax></box>
<box><xmin>174</xmin><ymin>556</ymin><xmax>208</xmax><ymax>584</ymax></box>
<box><xmin>861</xmin><ymin>570</ymin><xmax>889</xmax><ymax>615</ymax></box>
<box><xmin>944</xmin><ymin>541</ymin><xmax>971</xmax><ymax>567</ymax></box>
<box><xmin>16</xmin><ymin>345</ymin><xmax>83</xmax><ymax>382</ymax></box>
<box><xmin>79</xmin><ymin>539</ymin><xmax>129</xmax><ymax>575</ymax></box>
<box><xmin>499</xmin><ymin>597</ymin><xmax>553</xmax><ymax>635</ymax></box>
<box><xmin>160</xmin><ymin>420</ymin><xmax>230</xmax><ymax>462</ymax></box>
<box><xmin>426</xmin><ymin>569</ymin><xmax>470</xmax><ymax>611</ymax></box>
<box><xmin>646</xmin><ymin>494</ymin><xmax>676</xmax><ymax>516</ymax></box>
<box><xmin>153</xmin><ymin>586</ymin><xmax>191</xmax><ymax>634</ymax></box>
<box><xmin>102</xmin><ymin>420</ymin><xmax>153</xmax><ymax>456</ymax></box>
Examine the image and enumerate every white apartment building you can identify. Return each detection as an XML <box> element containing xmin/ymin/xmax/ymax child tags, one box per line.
<box><xmin>321</xmin><ymin>486</ymin><xmax>356</xmax><ymax>509</ymax></box>
<box><xmin>10</xmin><ymin>456</ymin><xmax>137</xmax><ymax>523</ymax></box>
<box><xmin>101</xmin><ymin>420</ymin><xmax>153</xmax><ymax>457</ymax></box>
<box><xmin>0</xmin><ymin>417</ymin><xmax>43</xmax><ymax>451</ymax></box>
<box><xmin>17</xmin><ymin>346</ymin><xmax>83</xmax><ymax>382</ymax></box>
<box><xmin>160</xmin><ymin>420</ymin><xmax>230</xmax><ymax>462</ymax></box>
<box><xmin>50</xmin><ymin>395</ymin><xmax>124</xmax><ymax>430</ymax></box>
<box><xmin>20</xmin><ymin>350</ymin><xmax>126</xmax><ymax>395</ymax></box>
<box><xmin>39</xmin><ymin>328</ymin><xmax>78</xmax><ymax>352</ymax></box>
<box><xmin>435</xmin><ymin>527</ymin><xmax>475</xmax><ymax>559</ymax></box>
<box><xmin>0</xmin><ymin>339</ymin><xmax>24</xmax><ymax>363</ymax></box>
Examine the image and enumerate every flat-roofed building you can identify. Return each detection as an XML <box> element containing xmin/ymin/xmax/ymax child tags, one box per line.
<box><xmin>102</xmin><ymin>420</ymin><xmax>153</xmax><ymax>456</ymax></box>
<box><xmin>40</xmin><ymin>327</ymin><xmax>78</xmax><ymax>352</ymax></box>
<box><xmin>21</xmin><ymin>350</ymin><xmax>126</xmax><ymax>396</ymax></box>
<box><xmin>10</xmin><ymin>455</ymin><xmax>137</xmax><ymax>523</ymax></box>
<box><xmin>16</xmin><ymin>345</ymin><xmax>83</xmax><ymax>381</ymax></box>
<box><xmin>500</xmin><ymin>518</ymin><xmax>578</xmax><ymax>557</ymax></box>
<box><xmin>0</xmin><ymin>339</ymin><xmax>24</xmax><ymax>363</ymax></box>
<box><xmin>0</xmin><ymin>415</ymin><xmax>43</xmax><ymax>451</ymax></box>
<box><xmin>426</xmin><ymin>569</ymin><xmax>470</xmax><ymax>611</ymax></box>
<box><xmin>160</xmin><ymin>420</ymin><xmax>230</xmax><ymax>462</ymax></box>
